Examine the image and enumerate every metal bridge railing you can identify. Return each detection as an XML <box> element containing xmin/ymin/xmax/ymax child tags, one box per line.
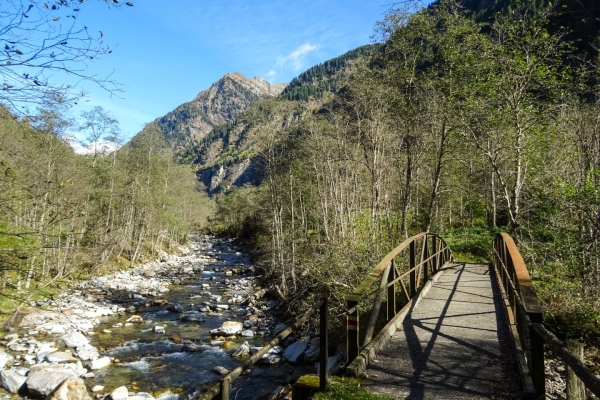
<box><xmin>345</xmin><ymin>232</ymin><xmax>453</xmax><ymax>374</ymax></box>
<box><xmin>493</xmin><ymin>232</ymin><xmax>600</xmax><ymax>399</ymax></box>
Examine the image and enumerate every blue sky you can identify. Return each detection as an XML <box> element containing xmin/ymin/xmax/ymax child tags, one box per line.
<box><xmin>65</xmin><ymin>0</ymin><xmax>397</xmax><ymax>140</ymax></box>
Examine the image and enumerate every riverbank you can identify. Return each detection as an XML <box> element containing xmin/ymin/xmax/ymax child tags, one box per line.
<box><xmin>0</xmin><ymin>236</ymin><xmax>325</xmax><ymax>400</ymax></box>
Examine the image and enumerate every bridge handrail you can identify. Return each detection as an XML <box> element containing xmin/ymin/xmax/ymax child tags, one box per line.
<box><xmin>346</xmin><ymin>232</ymin><xmax>453</xmax><ymax>365</ymax></box>
<box><xmin>492</xmin><ymin>233</ymin><xmax>600</xmax><ymax>398</ymax></box>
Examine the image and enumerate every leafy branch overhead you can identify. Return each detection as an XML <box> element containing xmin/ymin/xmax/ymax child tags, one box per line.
<box><xmin>0</xmin><ymin>0</ymin><xmax>133</xmax><ymax>110</ymax></box>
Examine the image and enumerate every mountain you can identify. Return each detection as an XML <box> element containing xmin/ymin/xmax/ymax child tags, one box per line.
<box><xmin>189</xmin><ymin>45</ymin><xmax>383</xmax><ymax>193</ymax></box>
<box><xmin>280</xmin><ymin>44</ymin><xmax>382</xmax><ymax>102</ymax></box>
<box><xmin>453</xmin><ymin>0</ymin><xmax>600</xmax><ymax>56</ymax></box>
<box><xmin>128</xmin><ymin>46</ymin><xmax>382</xmax><ymax>194</ymax></box>
<box><xmin>133</xmin><ymin>73</ymin><xmax>286</xmax><ymax>158</ymax></box>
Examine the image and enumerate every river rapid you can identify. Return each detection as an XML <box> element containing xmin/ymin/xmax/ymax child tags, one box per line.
<box><xmin>0</xmin><ymin>236</ymin><xmax>312</xmax><ymax>400</ymax></box>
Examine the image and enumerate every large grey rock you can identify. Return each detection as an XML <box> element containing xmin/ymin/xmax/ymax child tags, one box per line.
<box><xmin>47</xmin><ymin>377</ymin><xmax>91</xmax><ymax>400</ymax></box>
<box><xmin>76</xmin><ymin>344</ymin><xmax>100</xmax><ymax>361</ymax></box>
<box><xmin>46</xmin><ymin>351</ymin><xmax>78</xmax><ymax>363</ymax></box>
<box><xmin>283</xmin><ymin>339</ymin><xmax>309</xmax><ymax>363</ymax></box>
<box><xmin>26</xmin><ymin>370</ymin><xmax>75</xmax><ymax>398</ymax></box>
<box><xmin>315</xmin><ymin>354</ymin><xmax>343</xmax><ymax>376</ymax></box>
<box><xmin>178</xmin><ymin>311</ymin><xmax>205</xmax><ymax>323</ymax></box>
<box><xmin>210</xmin><ymin>321</ymin><xmax>243</xmax><ymax>336</ymax></box>
<box><xmin>88</xmin><ymin>356</ymin><xmax>111</xmax><ymax>370</ymax></box>
<box><xmin>303</xmin><ymin>339</ymin><xmax>320</xmax><ymax>363</ymax></box>
<box><xmin>0</xmin><ymin>370</ymin><xmax>26</xmax><ymax>394</ymax></box>
<box><xmin>60</xmin><ymin>332</ymin><xmax>89</xmax><ymax>348</ymax></box>
<box><xmin>0</xmin><ymin>350</ymin><xmax>14</xmax><ymax>369</ymax></box>
<box><xmin>231</xmin><ymin>342</ymin><xmax>250</xmax><ymax>358</ymax></box>
<box><xmin>110</xmin><ymin>386</ymin><xmax>129</xmax><ymax>400</ymax></box>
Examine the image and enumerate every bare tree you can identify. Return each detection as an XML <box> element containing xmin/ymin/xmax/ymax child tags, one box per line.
<box><xmin>0</xmin><ymin>0</ymin><xmax>133</xmax><ymax>111</ymax></box>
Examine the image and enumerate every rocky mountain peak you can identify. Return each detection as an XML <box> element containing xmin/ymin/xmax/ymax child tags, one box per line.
<box><xmin>135</xmin><ymin>72</ymin><xmax>286</xmax><ymax>152</ymax></box>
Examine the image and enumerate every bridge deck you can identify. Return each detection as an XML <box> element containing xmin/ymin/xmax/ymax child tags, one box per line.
<box><xmin>362</xmin><ymin>263</ymin><xmax>521</xmax><ymax>399</ymax></box>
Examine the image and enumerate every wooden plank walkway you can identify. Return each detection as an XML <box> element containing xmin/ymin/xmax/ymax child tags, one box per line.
<box><xmin>362</xmin><ymin>263</ymin><xmax>521</xmax><ymax>399</ymax></box>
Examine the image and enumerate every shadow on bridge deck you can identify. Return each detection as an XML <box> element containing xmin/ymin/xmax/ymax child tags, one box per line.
<box><xmin>362</xmin><ymin>263</ymin><xmax>521</xmax><ymax>399</ymax></box>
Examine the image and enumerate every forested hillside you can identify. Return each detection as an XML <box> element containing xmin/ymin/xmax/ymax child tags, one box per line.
<box><xmin>0</xmin><ymin>108</ymin><xmax>211</xmax><ymax>318</ymax></box>
<box><xmin>209</xmin><ymin>0</ymin><xmax>600</xmax><ymax>345</ymax></box>
<box><xmin>280</xmin><ymin>44</ymin><xmax>382</xmax><ymax>101</ymax></box>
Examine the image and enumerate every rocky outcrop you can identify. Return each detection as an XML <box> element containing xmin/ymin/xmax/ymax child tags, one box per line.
<box><xmin>136</xmin><ymin>73</ymin><xmax>285</xmax><ymax>152</ymax></box>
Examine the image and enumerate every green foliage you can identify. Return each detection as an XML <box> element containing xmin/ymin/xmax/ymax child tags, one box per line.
<box><xmin>280</xmin><ymin>44</ymin><xmax>383</xmax><ymax>102</ymax></box>
<box><xmin>312</xmin><ymin>377</ymin><xmax>394</xmax><ymax>400</ymax></box>
<box><xmin>441</xmin><ymin>226</ymin><xmax>501</xmax><ymax>263</ymax></box>
<box><xmin>0</xmin><ymin>106</ymin><xmax>212</xmax><ymax>322</ymax></box>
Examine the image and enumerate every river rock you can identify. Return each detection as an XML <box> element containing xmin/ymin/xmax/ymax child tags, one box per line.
<box><xmin>26</xmin><ymin>370</ymin><xmax>75</xmax><ymax>397</ymax></box>
<box><xmin>75</xmin><ymin>344</ymin><xmax>100</xmax><ymax>361</ymax></box>
<box><xmin>213</xmin><ymin>366</ymin><xmax>230</xmax><ymax>375</ymax></box>
<box><xmin>91</xmin><ymin>385</ymin><xmax>104</xmax><ymax>392</ymax></box>
<box><xmin>46</xmin><ymin>351</ymin><xmax>78</xmax><ymax>363</ymax></box>
<box><xmin>60</xmin><ymin>332</ymin><xmax>89</xmax><ymax>348</ymax></box>
<box><xmin>231</xmin><ymin>342</ymin><xmax>250</xmax><ymax>358</ymax></box>
<box><xmin>88</xmin><ymin>356</ymin><xmax>111</xmax><ymax>370</ymax></box>
<box><xmin>303</xmin><ymin>339</ymin><xmax>320</xmax><ymax>363</ymax></box>
<box><xmin>154</xmin><ymin>325</ymin><xmax>166</xmax><ymax>334</ymax></box>
<box><xmin>283</xmin><ymin>339</ymin><xmax>309</xmax><ymax>363</ymax></box>
<box><xmin>315</xmin><ymin>354</ymin><xmax>344</xmax><ymax>376</ymax></box>
<box><xmin>126</xmin><ymin>315</ymin><xmax>144</xmax><ymax>323</ymax></box>
<box><xmin>240</xmin><ymin>330</ymin><xmax>254</xmax><ymax>337</ymax></box>
<box><xmin>0</xmin><ymin>370</ymin><xmax>26</xmax><ymax>393</ymax></box>
<box><xmin>0</xmin><ymin>350</ymin><xmax>14</xmax><ymax>369</ymax></box>
<box><xmin>110</xmin><ymin>386</ymin><xmax>129</xmax><ymax>400</ymax></box>
<box><xmin>257</xmin><ymin>346</ymin><xmax>284</xmax><ymax>365</ymax></box>
<box><xmin>178</xmin><ymin>311</ymin><xmax>205</xmax><ymax>323</ymax></box>
<box><xmin>211</xmin><ymin>321</ymin><xmax>243</xmax><ymax>336</ymax></box>
<box><xmin>166</xmin><ymin>303</ymin><xmax>183</xmax><ymax>313</ymax></box>
<box><xmin>47</xmin><ymin>377</ymin><xmax>91</xmax><ymax>400</ymax></box>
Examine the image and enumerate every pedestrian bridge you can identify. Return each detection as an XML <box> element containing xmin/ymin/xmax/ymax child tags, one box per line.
<box><xmin>345</xmin><ymin>232</ymin><xmax>600</xmax><ymax>399</ymax></box>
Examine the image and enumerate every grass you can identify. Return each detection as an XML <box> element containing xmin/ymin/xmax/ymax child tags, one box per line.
<box><xmin>311</xmin><ymin>377</ymin><xmax>395</xmax><ymax>400</ymax></box>
<box><xmin>440</xmin><ymin>226</ymin><xmax>501</xmax><ymax>263</ymax></box>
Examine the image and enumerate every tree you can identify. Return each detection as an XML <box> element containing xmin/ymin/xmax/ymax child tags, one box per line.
<box><xmin>79</xmin><ymin>105</ymin><xmax>120</xmax><ymax>164</ymax></box>
<box><xmin>0</xmin><ymin>0</ymin><xmax>133</xmax><ymax>111</ymax></box>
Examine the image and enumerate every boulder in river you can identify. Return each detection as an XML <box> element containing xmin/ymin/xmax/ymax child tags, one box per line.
<box><xmin>213</xmin><ymin>366</ymin><xmax>230</xmax><ymax>375</ymax></box>
<box><xmin>179</xmin><ymin>311</ymin><xmax>205</xmax><ymax>323</ymax></box>
<box><xmin>75</xmin><ymin>344</ymin><xmax>100</xmax><ymax>361</ymax></box>
<box><xmin>110</xmin><ymin>386</ymin><xmax>129</xmax><ymax>400</ymax></box>
<box><xmin>26</xmin><ymin>369</ymin><xmax>76</xmax><ymax>398</ymax></box>
<box><xmin>211</xmin><ymin>321</ymin><xmax>243</xmax><ymax>336</ymax></box>
<box><xmin>283</xmin><ymin>339</ymin><xmax>309</xmax><ymax>363</ymax></box>
<box><xmin>46</xmin><ymin>351</ymin><xmax>78</xmax><ymax>363</ymax></box>
<box><xmin>47</xmin><ymin>377</ymin><xmax>91</xmax><ymax>400</ymax></box>
<box><xmin>126</xmin><ymin>315</ymin><xmax>144</xmax><ymax>323</ymax></box>
<box><xmin>0</xmin><ymin>350</ymin><xmax>14</xmax><ymax>369</ymax></box>
<box><xmin>166</xmin><ymin>303</ymin><xmax>183</xmax><ymax>313</ymax></box>
<box><xmin>0</xmin><ymin>370</ymin><xmax>26</xmax><ymax>394</ymax></box>
<box><xmin>88</xmin><ymin>356</ymin><xmax>111</xmax><ymax>370</ymax></box>
<box><xmin>231</xmin><ymin>342</ymin><xmax>250</xmax><ymax>358</ymax></box>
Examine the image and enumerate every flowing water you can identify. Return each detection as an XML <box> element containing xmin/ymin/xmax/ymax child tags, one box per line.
<box><xmin>85</xmin><ymin>238</ymin><xmax>310</xmax><ymax>399</ymax></box>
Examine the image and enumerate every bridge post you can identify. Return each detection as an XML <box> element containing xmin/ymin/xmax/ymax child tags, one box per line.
<box><xmin>320</xmin><ymin>298</ymin><xmax>328</xmax><ymax>391</ymax></box>
<box><xmin>409</xmin><ymin>241</ymin><xmax>416</xmax><ymax>297</ymax></box>
<box><xmin>347</xmin><ymin>297</ymin><xmax>360</xmax><ymax>363</ymax></box>
<box><xmin>529</xmin><ymin>312</ymin><xmax>545</xmax><ymax>397</ymax></box>
<box><xmin>423</xmin><ymin>236</ymin><xmax>429</xmax><ymax>283</ymax></box>
<box><xmin>387</xmin><ymin>259</ymin><xmax>396</xmax><ymax>321</ymax></box>
<box><xmin>431</xmin><ymin>236</ymin><xmax>438</xmax><ymax>273</ymax></box>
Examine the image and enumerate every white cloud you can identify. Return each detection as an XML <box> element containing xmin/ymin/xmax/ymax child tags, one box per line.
<box><xmin>67</xmin><ymin>138</ymin><xmax>121</xmax><ymax>156</ymax></box>
<box><xmin>276</xmin><ymin>43</ymin><xmax>318</xmax><ymax>71</ymax></box>
<box><xmin>265</xmin><ymin>69</ymin><xmax>278</xmax><ymax>83</ymax></box>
